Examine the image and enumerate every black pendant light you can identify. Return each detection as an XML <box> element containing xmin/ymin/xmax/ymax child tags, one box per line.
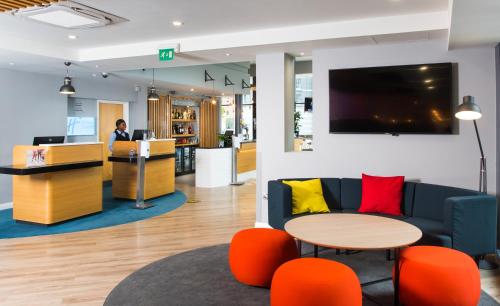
<box><xmin>59</xmin><ymin>62</ymin><xmax>75</xmax><ymax>95</ymax></box>
<box><xmin>147</xmin><ymin>68</ymin><xmax>160</xmax><ymax>101</ymax></box>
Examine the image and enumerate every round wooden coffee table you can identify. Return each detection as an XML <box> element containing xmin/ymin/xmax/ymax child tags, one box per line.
<box><xmin>285</xmin><ymin>213</ymin><xmax>422</xmax><ymax>306</ymax></box>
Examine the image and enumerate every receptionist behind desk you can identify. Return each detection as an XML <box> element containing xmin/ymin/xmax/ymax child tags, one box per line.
<box><xmin>109</xmin><ymin>119</ymin><xmax>130</xmax><ymax>151</ymax></box>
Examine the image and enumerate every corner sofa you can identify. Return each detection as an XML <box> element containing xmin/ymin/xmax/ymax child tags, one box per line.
<box><xmin>268</xmin><ymin>178</ymin><xmax>497</xmax><ymax>257</ymax></box>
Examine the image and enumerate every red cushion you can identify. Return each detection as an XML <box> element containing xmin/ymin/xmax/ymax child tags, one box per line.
<box><xmin>358</xmin><ymin>173</ymin><xmax>404</xmax><ymax>216</ymax></box>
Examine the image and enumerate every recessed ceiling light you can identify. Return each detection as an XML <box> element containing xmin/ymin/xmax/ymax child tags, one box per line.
<box><xmin>68</xmin><ymin>34</ymin><xmax>77</xmax><ymax>40</ymax></box>
<box><xmin>428</xmin><ymin>86</ymin><xmax>435</xmax><ymax>90</ymax></box>
<box><xmin>9</xmin><ymin>62</ymin><xmax>14</xmax><ymax>66</ymax></box>
<box><xmin>424</xmin><ymin>79</ymin><xmax>433</xmax><ymax>83</ymax></box>
<box><xmin>222</xmin><ymin>93</ymin><xmax>225</xmax><ymax>96</ymax></box>
<box><xmin>299</xmin><ymin>52</ymin><xmax>305</xmax><ymax>56</ymax></box>
<box><xmin>172</xmin><ymin>21</ymin><xmax>183</xmax><ymax>27</ymax></box>
<box><xmin>95</xmin><ymin>64</ymin><xmax>99</xmax><ymax>68</ymax></box>
<box><xmin>92</xmin><ymin>73</ymin><xmax>97</xmax><ymax>77</ymax></box>
<box><xmin>419</xmin><ymin>66</ymin><xmax>428</xmax><ymax>71</ymax></box>
<box><xmin>225</xmin><ymin>53</ymin><xmax>231</xmax><ymax>56</ymax></box>
<box><xmin>190</xmin><ymin>88</ymin><xmax>194</xmax><ymax>92</ymax></box>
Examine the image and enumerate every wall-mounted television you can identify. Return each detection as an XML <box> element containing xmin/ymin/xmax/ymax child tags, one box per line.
<box><xmin>329</xmin><ymin>63</ymin><xmax>454</xmax><ymax>134</ymax></box>
<box><xmin>67</xmin><ymin>117</ymin><xmax>96</xmax><ymax>136</ymax></box>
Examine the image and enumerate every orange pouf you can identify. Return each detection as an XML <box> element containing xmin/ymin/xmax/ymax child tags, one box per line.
<box><xmin>229</xmin><ymin>228</ymin><xmax>299</xmax><ymax>288</ymax></box>
<box><xmin>271</xmin><ymin>258</ymin><xmax>362</xmax><ymax>306</ymax></box>
<box><xmin>397</xmin><ymin>246</ymin><xmax>481</xmax><ymax>306</ymax></box>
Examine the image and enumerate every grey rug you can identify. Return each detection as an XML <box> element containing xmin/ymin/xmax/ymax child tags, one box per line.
<box><xmin>104</xmin><ymin>244</ymin><xmax>500</xmax><ymax>306</ymax></box>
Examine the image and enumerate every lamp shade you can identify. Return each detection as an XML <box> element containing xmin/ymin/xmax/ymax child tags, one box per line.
<box><xmin>59</xmin><ymin>76</ymin><xmax>75</xmax><ymax>95</ymax></box>
<box><xmin>455</xmin><ymin>95</ymin><xmax>482</xmax><ymax>120</ymax></box>
<box><xmin>147</xmin><ymin>87</ymin><xmax>160</xmax><ymax>101</ymax></box>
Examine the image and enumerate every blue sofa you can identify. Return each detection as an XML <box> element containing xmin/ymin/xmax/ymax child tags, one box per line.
<box><xmin>268</xmin><ymin>178</ymin><xmax>497</xmax><ymax>257</ymax></box>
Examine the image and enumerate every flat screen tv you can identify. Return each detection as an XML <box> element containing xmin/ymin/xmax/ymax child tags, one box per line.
<box><xmin>329</xmin><ymin>62</ymin><xmax>454</xmax><ymax>134</ymax></box>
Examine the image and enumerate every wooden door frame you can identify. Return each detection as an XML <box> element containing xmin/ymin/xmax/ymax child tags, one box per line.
<box><xmin>96</xmin><ymin>100</ymin><xmax>130</xmax><ymax>141</ymax></box>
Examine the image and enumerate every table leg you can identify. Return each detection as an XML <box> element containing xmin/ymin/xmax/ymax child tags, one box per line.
<box><xmin>297</xmin><ymin>240</ymin><xmax>302</xmax><ymax>257</ymax></box>
<box><xmin>314</xmin><ymin>245</ymin><xmax>318</xmax><ymax>258</ymax></box>
<box><xmin>394</xmin><ymin>248</ymin><xmax>401</xmax><ymax>306</ymax></box>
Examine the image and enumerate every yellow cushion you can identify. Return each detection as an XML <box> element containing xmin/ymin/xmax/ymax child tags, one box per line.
<box><xmin>282</xmin><ymin>179</ymin><xmax>330</xmax><ymax>215</ymax></box>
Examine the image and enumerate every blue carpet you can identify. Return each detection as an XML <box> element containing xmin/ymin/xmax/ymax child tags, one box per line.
<box><xmin>0</xmin><ymin>186</ymin><xmax>187</xmax><ymax>239</ymax></box>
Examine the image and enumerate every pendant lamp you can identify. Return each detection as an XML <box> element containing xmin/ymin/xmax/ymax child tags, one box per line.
<box><xmin>147</xmin><ymin>68</ymin><xmax>160</xmax><ymax>101</ymax></box>
<box><xmin>59</xmin><ymin>62</ymin><xmax>75</xmax><ymax>95</ymax></box>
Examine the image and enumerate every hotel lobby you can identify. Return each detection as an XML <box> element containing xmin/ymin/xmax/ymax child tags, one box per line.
<box><xmin>0</xmin><ymin>0</ymin><xmax>499</xmax><ymax>305</ymax></box>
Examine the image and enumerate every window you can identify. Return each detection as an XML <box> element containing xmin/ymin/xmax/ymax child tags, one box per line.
<box><xmin>294</xmin><ymin>73</ymin><xmax>313</xmax><ymax>136</ymax></box>
<box><xmin>241</xmin><ymin>93</ymin><xmax>254</xmax><ymax>140</ymax></box>
<box><xmin>220</xmin><ymin>96</ymin><xmax>235</xmax><ymax>133</ymax></box>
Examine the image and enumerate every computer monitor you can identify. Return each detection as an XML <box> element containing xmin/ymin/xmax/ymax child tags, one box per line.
<box><xmin>304</xmin><ymin>97</ymin><xmax>313</xmax><ymax>112</ymax></box>
<box><xmin>33</xmin><ymin>136</ymin><xmax>65</xmax><ymax>146</ymax></box>
<box><xmin>223</xmin><ymin>130</ymin><xmax>233</xmax><ymax>147</ymax></box>
<box><xmin>131</xmin><ymin>129</ymin><xmax>148</xmax><ymax>141</ymax></box>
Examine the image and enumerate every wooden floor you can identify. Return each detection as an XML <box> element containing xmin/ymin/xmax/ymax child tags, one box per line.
<box><xmin>0</xmin><ymin>175</ymin><xmax>498</xmax><ymax>305</ymax></box>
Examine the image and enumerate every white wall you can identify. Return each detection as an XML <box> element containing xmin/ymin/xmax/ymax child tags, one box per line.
<box><xmin>256</xmin><ymin>40</ymin><xmax>497</xmax><ymax>224</ymax></box>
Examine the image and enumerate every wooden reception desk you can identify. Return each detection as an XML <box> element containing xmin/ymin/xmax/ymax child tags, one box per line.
<box><xmin>237</xmin><ymin>141</ymin><xmax>256</xmax><ymax>174</ymax></box>
<box><xmin>110</xmin><ymin>139</ymin><xmax>175</xmax><ymax>200</ymax></box>
<box><xmin>0</xmin><ymin>143</ymin><xmax>104</xmax><ymax>225</ymax></box>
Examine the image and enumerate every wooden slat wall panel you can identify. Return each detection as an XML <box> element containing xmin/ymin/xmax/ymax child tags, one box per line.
<box><xmin>199</xmin><ymin>100</ymin><xmax>218</xmax><ymax>148</ymax></box>
<box><xmin>0</xmin><ymin>0</ymin><xmax>57</xmax><ymax>12</ymax></box>
<box><xmin>147</xmin><ymin>95</ymin><xmax>172</xmax><ymax>139</ymax></box>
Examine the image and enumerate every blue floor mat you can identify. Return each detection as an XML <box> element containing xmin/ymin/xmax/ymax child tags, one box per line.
<box><xmin>0</xmin><ymin>185</ymin><xmax>187</xmax><ymax>239</ymax></box>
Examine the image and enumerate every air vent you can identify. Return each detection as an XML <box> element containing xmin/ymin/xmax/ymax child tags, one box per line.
<box><xmin>12</xmin><ymin>1</ymin><xmax>127</xmax><ymax>29</ymax></box>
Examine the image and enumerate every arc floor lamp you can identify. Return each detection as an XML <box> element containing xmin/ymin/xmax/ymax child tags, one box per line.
<box><xmin>455</xmin><ymin>95</ymin><xmax>486</xmax><ymax>193</ymax></box>
<box><xmin>456</xmin><ymin>95</ymin><xmax>499</xmax><ymax>269</ymax></box>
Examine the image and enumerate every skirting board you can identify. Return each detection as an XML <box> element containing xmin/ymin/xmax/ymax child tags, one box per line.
<box><xmin>0</xmin><ymin>202</ymin><xmax>13</xmax><ymax>211</ymax></box>
<box><xmin>238</xmin><ymin>170</ymin><xmax>256</xmax><ymax>182</ymax></box>
<box><xmin>254</xmin><ymin>222</ymin><xmax>271</xmax><ymax>228</ymax></box>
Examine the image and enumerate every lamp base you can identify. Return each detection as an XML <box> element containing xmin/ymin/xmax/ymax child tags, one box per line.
<box><xmin>479</xmin><ymin>157</ymin><xmax>487</xmax><ymax>193</ymax></box>
<box><xmin>476</xmin><ymin>254</ymin><xmax>499</xmax><ymax>270</ymax></box>
<box><xmin>478</xmin><ymin>258</ymin><xmax>499</xmax><ymax>270</ymax></box>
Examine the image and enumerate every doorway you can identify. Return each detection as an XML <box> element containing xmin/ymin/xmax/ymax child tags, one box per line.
<box><xmin>97</xmin><ymin>100</ymin><xmax>129</xmax><ymax>181</ymax></box>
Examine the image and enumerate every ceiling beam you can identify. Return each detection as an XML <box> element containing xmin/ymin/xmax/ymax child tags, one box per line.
<box><xmin>0</xmin><ymin>0</ymin><xmax>56</xmax><ymax>12</ymax></box>
<box><xmin>0</xmin><ymin>4</ymin><xmax>16</xmax><ymax>11</ymax></box>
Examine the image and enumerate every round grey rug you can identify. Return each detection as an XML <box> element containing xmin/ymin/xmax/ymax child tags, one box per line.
<box><xmin>104</xmin><ymin>244</ymin><xmax>500</xmax><ymax>306</ymax></box>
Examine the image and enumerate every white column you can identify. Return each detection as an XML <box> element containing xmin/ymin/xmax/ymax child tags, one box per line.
<box><xmin>255</xmin><ymin>53</ymin><xmax>295</xmax><ymax>225</ymax></box>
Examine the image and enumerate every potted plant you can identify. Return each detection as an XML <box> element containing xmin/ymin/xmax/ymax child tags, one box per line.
<box><xmin>294</xmin><ymin>111</ymin><xmax>302</xmax><ymax>137</ymax></box>
<box><xmin>217</xmin><ymin>134</ymin><xmax>226</xmax><ymax>148</ymax></box>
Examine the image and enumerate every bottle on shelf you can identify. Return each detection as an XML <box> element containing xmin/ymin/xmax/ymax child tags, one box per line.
<box><xmin>188</xmin><ymin>125</ymin><xmax>192</xmax><ymax>134</ymax></box>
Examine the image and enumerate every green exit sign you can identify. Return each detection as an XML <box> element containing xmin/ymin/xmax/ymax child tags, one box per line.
<box><xmin>159</xmin><ymin>48</ymin><xmax>175</xmax><ymax>61</ymax></box>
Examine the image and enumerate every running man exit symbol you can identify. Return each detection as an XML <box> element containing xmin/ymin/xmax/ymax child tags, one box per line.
<box><xmin>159</xmin><ymin>48</ymin><xmax>175</xmax><ymax>61</ymax></box>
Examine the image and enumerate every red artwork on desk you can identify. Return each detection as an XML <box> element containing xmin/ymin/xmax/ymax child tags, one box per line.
<box><xmin>26</xmin><ymin>149</ymin><xmax>46</xmax><ymax>166</ymax></box>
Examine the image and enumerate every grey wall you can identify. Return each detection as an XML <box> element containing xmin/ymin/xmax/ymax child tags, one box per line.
<box><xmin>0</xmin><ymin>69</ymin><xmax>67</xmax><ymax>204</ymax></box>
<box><xmin>496</xmin><ymin>43</ymin><xmax>500</xmax><ymax>245</ymax></box>
<box><xmin>295</xmin><ymin>60</ymin><xmax>312</xmax><ymax>74</ymax></box>
<box><xmin>0</xmin><ymin>69</ymin><xmax>145</xmax><ymax>204</ymax></box>
<box><xmin>256</xmin><ymin>40</ymin><xmax>497</xmax><ymax>224</ymax></box>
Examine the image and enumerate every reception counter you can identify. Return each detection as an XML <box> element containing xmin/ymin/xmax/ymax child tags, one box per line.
<box><xmin>237</xmin><ymin>141</ymin><xmax>256</xmax><ymax>174</ymax></box>
<box><xmin>0</xmin><ymin>142</ymin><xmax>104</xmax><ymax>225</ymax></box>
<box><xmin>196</xmin><ymin>141</ymin><xmax>256</xmax><ymax>188</ymax></box>
<box><xmin>195</xmin><ymin>147</ymin><xmax>232</xmax><ymax>188</ymax></box>
<box><xmin>110</xmin><ymin>139</ymin><xmax>175</xmax><ymax>200</ymax></box>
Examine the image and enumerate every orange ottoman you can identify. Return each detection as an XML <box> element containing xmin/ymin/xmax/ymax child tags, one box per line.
<box><xmin>396</xmin><ymin>246</ymin><xmax>480</xmax><ymax>306</ymax></box>
<box><xmin>271</xmin><ymin>258</ymin><xmax>362</xmax><ymax>306</ymax></box>
<box><xmin>229</xmin><ymin>228</ymin><xmax>299</xmax><ymax>288</ymax></box>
